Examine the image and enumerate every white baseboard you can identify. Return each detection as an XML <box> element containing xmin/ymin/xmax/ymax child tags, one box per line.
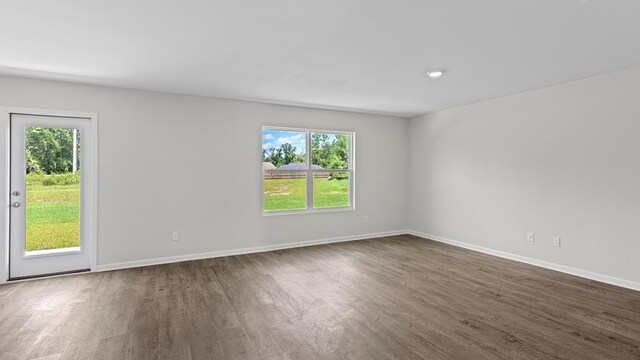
<box><xmin>11</xmin><ymin>229</ymin><xmax>640</xmax><ymax>293</ymax></box>
<box><xmin>95</xmin><ymin>230</ymin><xmax>408</xmax><ymax>272</ymax></box>
<box><xmin>407</xmin><ymin>230</ymin><xmax>640</xmax><ymax>292</ymax></box>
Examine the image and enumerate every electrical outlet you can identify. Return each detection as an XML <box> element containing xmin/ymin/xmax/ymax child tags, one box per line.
<box><xmin>172</xmin><ymin>232</ymin><xmax>179</xmax><ymax>241</ymax></box>
<box><xmin>527</xmin><ymin>232</ymin><xmax>535</xmax><ymax>242</ymax></box>
<box><xmin>553</xmin><ymin>237</ymin><xmax>561</xmax><ymax>247</ymax></box>
<box><xmin>364</xmin><ymin>216</ymin><xmax>369</xmax><ymax>223</ymax></box>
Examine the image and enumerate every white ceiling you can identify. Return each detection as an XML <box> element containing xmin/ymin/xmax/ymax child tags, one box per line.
<box><xmin>1</xmin><ymin>0</ymin><xmax>640</xmax><ymax>117</ymax></box>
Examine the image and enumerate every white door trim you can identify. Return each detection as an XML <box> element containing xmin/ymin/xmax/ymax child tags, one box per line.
<box><xmin>0</xmin><ymin>106</ymin><xmax>98</xmax><ymax>283</ymax></box>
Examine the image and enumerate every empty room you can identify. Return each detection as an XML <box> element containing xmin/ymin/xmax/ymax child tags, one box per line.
<box><xmin>1</xmin><ymin>0</ymin><xmax>639</xmax><ymax>359</ymax></box>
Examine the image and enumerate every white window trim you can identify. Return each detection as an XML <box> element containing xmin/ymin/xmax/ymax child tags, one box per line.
<box><xmin>262</xmin><ymin>126</ymin><xmax>356</xmax><ymax>216</ymax></box>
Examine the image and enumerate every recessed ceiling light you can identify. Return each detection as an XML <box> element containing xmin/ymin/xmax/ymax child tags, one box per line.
<box><xmin>426</xmin><ymin>70</ymin><xmax>445</xmax><ymax>79</ymax></box>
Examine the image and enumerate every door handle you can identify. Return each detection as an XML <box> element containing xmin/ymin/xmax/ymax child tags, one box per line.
<box><xmin>11</xmin><ymin>202</ymin><xmax>20</xmax><ymax>208</ymax></box>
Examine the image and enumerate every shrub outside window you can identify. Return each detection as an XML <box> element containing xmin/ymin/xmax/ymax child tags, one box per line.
<box><xmin>262</xmin><ymin>126</ymin><xmax>354</xmax><ymax>214</ymax></box>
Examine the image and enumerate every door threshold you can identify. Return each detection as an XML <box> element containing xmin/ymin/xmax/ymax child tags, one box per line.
<box><xmin>9</xmin><ymin>268</ymin><xmax>90</xmax><ymax>282</ymax></box>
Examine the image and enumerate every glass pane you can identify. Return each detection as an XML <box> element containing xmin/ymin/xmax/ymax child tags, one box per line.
<box><xmin>313</xmin><ymin>172</ymin><xmax>350</xmax><ymax>209</ymax></box>
<box><xmin>263</xmin><ymin>172</ymin><xmax>307</xmax><ymax>212</ymax></box>
<box><xmin>25</xmin><ymin>127</ymin><xmax>81</xmax><ymax>252</ymax></box>
<box><xmin>262</xmin><ymin>129</ymin><xmax>307</xmax><ymax>170</ymax></box>
<box><xmin>311</xmin><ymin>132</ymin><xmax>349</xmax><ymax>170</ymax></box>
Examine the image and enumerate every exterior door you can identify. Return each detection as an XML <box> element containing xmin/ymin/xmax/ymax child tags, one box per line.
<box><xmin>9</xmin><ymin>114</ymin><xmax>94</xmax><ymax>279</ymax></box>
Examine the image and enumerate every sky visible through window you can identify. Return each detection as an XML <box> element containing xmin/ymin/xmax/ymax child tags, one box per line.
<box><xmin>262</xmin><ymin>129</ymin><xmax>338</xmax><ymax>155</ymax></box>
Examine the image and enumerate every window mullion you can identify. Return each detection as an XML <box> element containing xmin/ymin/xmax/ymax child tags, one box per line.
<box><xmin>306</xmin><ymin>130</ymin><xmax>313</xmax><ymax>210</ymax></box>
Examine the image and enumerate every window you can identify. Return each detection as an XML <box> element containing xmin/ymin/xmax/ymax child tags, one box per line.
<box><xmin>262</xmin><ymin>127</ymin><xmax>354</xmax><ymax>214</ymax></box>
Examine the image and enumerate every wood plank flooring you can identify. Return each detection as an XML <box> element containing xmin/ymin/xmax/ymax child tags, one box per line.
<box><xmin>1</xmin><ymin>235</ymin><xmax>639</xmax><ymax>359</ymax></box>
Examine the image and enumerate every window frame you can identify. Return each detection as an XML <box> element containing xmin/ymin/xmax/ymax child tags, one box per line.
<box><xmin>262</xmin><ymin>126</ymin><xmax>355</xmax><ymax>216</ymax></box>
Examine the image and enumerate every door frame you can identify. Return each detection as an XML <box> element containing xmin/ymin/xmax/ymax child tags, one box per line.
<box><xmin>0</xmin><ymin>106</ymin><xmax>98</xmax><ymax>283</ymax></box>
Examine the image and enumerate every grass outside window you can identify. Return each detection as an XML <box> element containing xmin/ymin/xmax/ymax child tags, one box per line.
<box><xmin>26</xmin><ymin>178</ymin><xmax>80</xmax><ymax>251</ymax></box>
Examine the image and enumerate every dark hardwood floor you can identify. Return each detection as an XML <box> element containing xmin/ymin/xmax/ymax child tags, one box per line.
<box><xmin>1</xmin><ymin>235</ymin><xmax>639</xmax><ymax>359</ymax></box>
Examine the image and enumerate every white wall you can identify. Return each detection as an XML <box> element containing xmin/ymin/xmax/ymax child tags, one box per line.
<box><xmin>0</xmin><ymin>75</ymin><xmax>409</xmax><ymax>273</ymax></box>
<box><xmin>409</xmin><ymin>67</ymin><xmax>640</xmax><ymax>286</ymax></box>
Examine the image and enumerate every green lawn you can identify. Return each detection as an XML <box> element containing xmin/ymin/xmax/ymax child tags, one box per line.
<box><xmin>26</xmin><ymin>182</ymin><xmax>80</xmax><ymax>251</ymax></box>
<box><xmin>263</xmin><ymin>178</ymin><xmax>350</xmax><ymax>212</ymax></box>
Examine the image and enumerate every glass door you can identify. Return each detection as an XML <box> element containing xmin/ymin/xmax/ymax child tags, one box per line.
<box><xmin>9</xmin><ymin>114</ymin><xmax>93</xmax><ymax>279</ymax></box>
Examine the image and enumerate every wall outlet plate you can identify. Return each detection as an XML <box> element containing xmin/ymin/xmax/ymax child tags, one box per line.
<box><xmin>527</xmin><ymin>232</ymin><xmax>535</xmax><ymax>242</ymax></box>
<box><xmin>553</xmin><ymin>237</ymin><xmax>561</xmax><ymax>247</ymax></box>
